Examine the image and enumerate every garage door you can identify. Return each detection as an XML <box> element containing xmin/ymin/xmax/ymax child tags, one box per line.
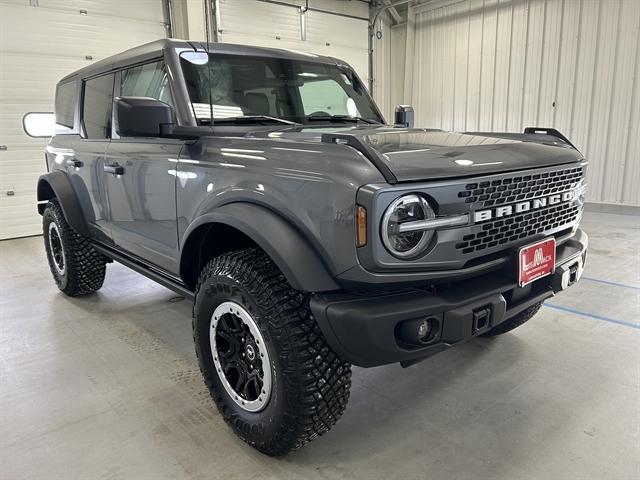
<box><xmin>0</xmin><ymin>0</ymin><xmax>167</xmax><ymax>239</ymax></box>
<box><xmin>218</xmin><ymin>0</ymin><xmax>369</xmax><ymax>84</ymax></box>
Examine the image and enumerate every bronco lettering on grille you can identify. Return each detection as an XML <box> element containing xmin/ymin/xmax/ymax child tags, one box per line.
<box><xmin>473</xmin><ymin>187</ymin><xmax>582</xmax><ymax>223</ymax></box>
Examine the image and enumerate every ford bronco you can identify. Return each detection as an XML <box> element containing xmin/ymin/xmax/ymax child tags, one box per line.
<box><xmin>26</xmin><ymin>39</ymin><xmax>587</xmax><ymax>456</ymax></box>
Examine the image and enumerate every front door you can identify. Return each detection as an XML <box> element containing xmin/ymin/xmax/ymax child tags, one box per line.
<box><xmin>103</xmin><ymin>60</ymin><xmax>183</xmax><ymax>274</ymax></box>
<box><xmin>103</xmin><ymin>140</ymin><xmax>183</xmax><ymax>273</ymax></box>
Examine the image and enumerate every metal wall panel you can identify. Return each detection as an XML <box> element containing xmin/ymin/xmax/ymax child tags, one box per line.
<box><xmin>372</xmin><ymin>13</ymin><xmax>407</xmax><ymax>120</ymax></box>
<box><xmin>0</xmin><ymin>0</ymin><xmax>166</xmax><ymax>239</ymax></box>
<box><xmin>402</xmin><ymin>0</ymin><xmax>640</xmax><ymax>206</ymax></box>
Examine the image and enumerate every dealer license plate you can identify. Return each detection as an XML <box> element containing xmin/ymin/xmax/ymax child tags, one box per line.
<box><xmin>518</xmin><ymin>238</ymin><xmax>556</xmax><ymax>286</ymax></box>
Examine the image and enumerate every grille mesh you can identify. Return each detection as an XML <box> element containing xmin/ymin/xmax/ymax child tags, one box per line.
<box><xmin>455</xmin><ymin>203</ymin><xmax>581</xmax><ymax>254</ymax></box>
<box><xmin>454</xmin><ymin>164</ymin><xmax>585</xmax><ymax>255</ymax></box>
<box><xmin>457</xmin><ymin>166</ymin><xmax>584</xmax><ymax>207</ymax></box>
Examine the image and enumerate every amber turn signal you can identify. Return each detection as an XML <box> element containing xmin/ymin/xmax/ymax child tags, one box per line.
<box><xmin>356</xmin><ymin>205</ymin><xmax>367</xmax><ymax>247</ymax></box>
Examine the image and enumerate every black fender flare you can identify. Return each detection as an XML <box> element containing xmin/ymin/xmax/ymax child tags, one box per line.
<box><xmin>181</xmin><ymin>203</ymin><xmax>340</xmax><ymax>293</ymax></box>
<box><xmin>37</xmin><ymin>170</ymin><xmax>90</xmax><ymax>237</ymax></box>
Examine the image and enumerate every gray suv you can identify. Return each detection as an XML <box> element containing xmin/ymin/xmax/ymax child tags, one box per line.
<box><xmin>28</xmin><ymin>39</ymin><xmax>587</xmax><ymax>455</ymax></box>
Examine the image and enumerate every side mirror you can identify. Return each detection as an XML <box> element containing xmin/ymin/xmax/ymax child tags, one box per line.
<box><xmin>23</xmin><ymin>112</ymin><xmax>55</xmax><ymax>137</ymax></box>
<box><xmin>114</xmin><ymin>96</ymin><xmax>175</xmax><ymax>137</ymax></box>
<box><xmin>394</xmin><ymin>105</ymin><xmax>414</xmax><ymax>128</ymax></box>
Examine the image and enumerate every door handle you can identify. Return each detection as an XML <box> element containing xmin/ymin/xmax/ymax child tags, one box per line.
<box><xmin>66</xmin><ymin>159</ymin><xmax>83</xmax><ymax>168</ymax></box>
<box><xmin>104</xmin><ymin>163</ymin><xmax>124</xmax><ymax>175</ymax></box>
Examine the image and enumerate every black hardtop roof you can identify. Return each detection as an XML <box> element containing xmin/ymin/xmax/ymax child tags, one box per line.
<box><xmin>58</xmin><ymin>38</ymin><xmax>340</xmax><ymax>84</ymax></box>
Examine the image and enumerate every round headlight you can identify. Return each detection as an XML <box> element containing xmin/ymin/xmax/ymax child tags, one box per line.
<box><xmin>381</xmin><ymin>194</ymin><xmax>435</xmax><ymax>259</ymax></box>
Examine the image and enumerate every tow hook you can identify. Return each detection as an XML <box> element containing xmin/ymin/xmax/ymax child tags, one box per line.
<box><xmin>472</xmin><ymin>306</ymin><xmax>492</xmax><ymax>334</ymax></box>
<box><xmin>554</xmin><ymin>255</ymin><xmax>585</xmax><ymax>291</ymax></box>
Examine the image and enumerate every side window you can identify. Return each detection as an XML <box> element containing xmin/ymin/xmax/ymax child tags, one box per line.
<box><xmin>121</xmin><ymin>61</ymin><xmax>172</xmax><ymax>106</ymax></box>
<box><xmin>82</xmin><ymin>74</ymin><xmax>114</xmax><ymax>139</ymax></box>
<box><xmin>55</xmin><ymin>81</ymin><xmax>76</xmax><ymax>130</ymax></box>
<box><xmin>298</xmin><ymin>79</ymin><xmax>350</xmax><ymax>116</ymax></box>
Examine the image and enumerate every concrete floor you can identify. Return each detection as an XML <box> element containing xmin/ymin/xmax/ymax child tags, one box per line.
<box><xmin>1</xmin><ymin>211</ymin><xmax>638</xmax><ymax>480</ymax></box>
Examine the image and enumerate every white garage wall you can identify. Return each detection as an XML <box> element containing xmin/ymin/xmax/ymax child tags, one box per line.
<box><xmin>0</xmin><ymin>0</ymin><xmax>167</xmax><ymax>239</ymax></box>
<box><xmin>387</xmin><ymin>0</ymin><xmax>640</xmax><ymax>207</ymax></box>
<box><xmin>173</xmin><ymin>0</ymin><xmax>370</xmax><ymax>89</ymax></box>
<box><xmin>218</xmin><ymin>0</ymin><xmax>369</xmax><ymax>84</ymax></box>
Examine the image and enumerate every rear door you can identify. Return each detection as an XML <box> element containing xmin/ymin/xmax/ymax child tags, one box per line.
<box><xmin>103</xmin><ymin>60</ymin><xmax>183</xmax><ymax>274</ymax></box>
<box><xmin>69</xmin><ymin>73</ymin><xmax>114</xmax><ymax>242</ymax></box>
<box><xmin>0</xmin><ymin>0</ymin><xmax>166</xmax><ymax>240</ymax></box>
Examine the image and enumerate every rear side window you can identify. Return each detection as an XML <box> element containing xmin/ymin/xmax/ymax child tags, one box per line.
<box><xmin>121</xmin><ymin>61</ymin><xmax>172</xmax><ymax>105</ymax></box>
<box><xmin>82</xmin><ymin>74</ymin><xmax>114</xmax><ymax>139</ymax></box>
<box><xmin>55</xmin><ymin>81</ymin><xmax>76</xmax><ymax>129</ymax></box>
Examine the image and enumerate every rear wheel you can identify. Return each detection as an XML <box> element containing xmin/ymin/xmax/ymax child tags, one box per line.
<box><xmin>42</xmin><ymin>200</ymin><xmax>106</xmax><ymax>296</ymax></box>
<box><xmin>483</xmin><ymin>301</ymin><xmax>543</xmax><ymax>336</ymax></box>
<box><xmin>193</xmin><ymin>249</ymin><xmax>352</xmax><ymax>456</ymax></box>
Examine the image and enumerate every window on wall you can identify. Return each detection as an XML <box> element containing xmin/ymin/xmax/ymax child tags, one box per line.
<box><xmin>121</xmin><ymin>61</ymin><xmax>172</xmax><ymax>105</ymax></box>
<box><xmin>82</xmin><ymin>74</ymin><xmax>114</xmax><ymax>139</ymax></box>
<box><xmin>54</xmin><ymin>81</ymin><xmax>76</xmax><ymax>129</ymax></box>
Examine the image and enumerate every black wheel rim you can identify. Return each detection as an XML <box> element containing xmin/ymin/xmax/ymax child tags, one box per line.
<box><xmin>48</xmin><ymin>222</ymin><xmax>65</xmax><ymax>275</ymax></box>
<box><xmin>210</xmin><ymin>302</ymin><xmax>271</xmax><ymax>412</ymax></box>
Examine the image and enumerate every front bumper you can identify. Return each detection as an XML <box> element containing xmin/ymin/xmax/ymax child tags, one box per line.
<box><xmin>311</xmin><ymin>228</ymin><xmax>588</xmax><ymax>367</ymax></box>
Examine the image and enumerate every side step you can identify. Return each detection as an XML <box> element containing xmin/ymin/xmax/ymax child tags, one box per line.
<box><xmin>92</xmin><ymin>242</ymin><xmax>194</xmax><ymax>300</ymax></box>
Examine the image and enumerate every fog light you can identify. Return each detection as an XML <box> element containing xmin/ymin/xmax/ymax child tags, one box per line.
<box><xmin>396</xmin><ymin>316</ymin><xmax>442</xmax><ymax>346</ymax></box>
<box><xmin>417</xmin><ymin>319</ymin><xmax>431</xmax><ymax>339</ymax></box>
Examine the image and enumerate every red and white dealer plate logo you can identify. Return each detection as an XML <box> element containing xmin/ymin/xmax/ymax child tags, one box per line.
<box><xmin>518</xmin><ymin>238</ymin><xmax>556</xmax><ymax>286</ymax></box>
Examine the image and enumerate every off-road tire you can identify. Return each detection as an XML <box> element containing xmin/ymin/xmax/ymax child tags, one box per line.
<box><xmin>193</xmin><ymin>249</ymin><xmax>352</xmax><ymax>456</ymax></box>
<box><xmin>483</xmin><ymin>301</ymin><xmax>543</xmax><ymax>336</ymax></box>
<box><xmin>42</xmin><ymin>200</ymin><xmax>106</xmax><ymax>296</ymax></box>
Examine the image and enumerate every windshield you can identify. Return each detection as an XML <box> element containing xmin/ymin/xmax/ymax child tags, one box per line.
<box><xmin>180</xmin><ymin>52</ymin><xmax>384</xmax><ymax>126</ymax></box>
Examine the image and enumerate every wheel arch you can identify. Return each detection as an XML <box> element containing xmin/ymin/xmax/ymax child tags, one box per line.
<box><xmin>179</xmin><ymin>203</ymin><xmax>340</xmax><ymax>293</ymax></box>
<box><xmin>37</xmin><ymin>171</ymin><xmax>90</xmax><ymax>237</ymax></box>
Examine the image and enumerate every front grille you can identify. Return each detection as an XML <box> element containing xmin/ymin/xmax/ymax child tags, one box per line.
<box><xmin>452</xmin><ymin>163</ymin><xmax>586</xmax><ymax>255</ymax></box>
<box><xmin>455</xmin><ymin>202</ymin><xmax>581</xmax><ymax>254</ymax></box>
<box><xmin>457</xmin><ymin>166</ymin><xmax>584</xmax><ymax>207</ymax></box>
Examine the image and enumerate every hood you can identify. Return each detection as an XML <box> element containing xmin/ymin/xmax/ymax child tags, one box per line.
<box><xmin>252</xmin><ymin>126</ymin><xmax>584</xmax><ymax>183</ymax></box>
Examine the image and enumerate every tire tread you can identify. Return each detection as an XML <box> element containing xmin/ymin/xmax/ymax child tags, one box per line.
<box><xmin>43</xmin><ymin>200</ymin><xmax>106</xmax><ymax>296</ymax></box>
<box><xmin>193</xmin><ymin>248</ymin><xmax>352</xmax><ymax>456</ymax></box>
<box><xmin>483</xmin><ymin>301</ymin><xmax>543</xmax><ymax>336</ymax></box>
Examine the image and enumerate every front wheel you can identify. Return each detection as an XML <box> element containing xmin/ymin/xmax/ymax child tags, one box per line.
<box><xmin>193</xmin><ymin>249</ymin><xmax>352</xmax><ymax>456</ymax></box>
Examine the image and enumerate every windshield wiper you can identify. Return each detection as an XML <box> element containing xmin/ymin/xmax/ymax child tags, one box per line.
<box><xmin>306</xmin><ymin>114</ymin><xmax>379</xmax><ymax>125</ymax></box>
<box><xmin>203</xmin><ymin>115</ymin><xmax>300</xmax><ymax>126</ymax></box>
